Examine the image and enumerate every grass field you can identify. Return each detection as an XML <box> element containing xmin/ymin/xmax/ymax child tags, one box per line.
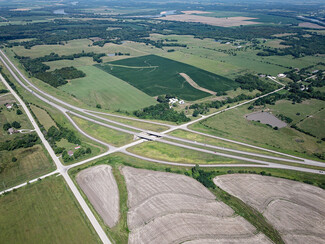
<box><xmin>59</xmin><ymin>65</ymin><xmax>156</xmax><ymax>111</ymax></box>
<box><xmin>71</xmin><ymin>116</ymin><xmax>135</xmax><ymax>147</ymax></box>
<box><xmin>0</xmin><ymin>176</ymin><xmax>100</xmax><ymax>244</ymax></box>
<box><xmin>0</xmin><ymin>101</ymin><xmax>33</xmax><ymax>142</ymax></box>
<box><xmin>268</xmin><ymin>99</ymin><xmax>325</xmax><ymax>125</ymax></box>
<box><xmin>190</xmin><ymin>104</ymin><xmax>325</xmax><ymax>158</ymax></box>
<box><xmin>30</xmin><ymin>105</ymin><xmax>57</xmax><ymax>130</ymax></box>
<box><xmin>298</xmin><ymin>108</ymin><xmax>325</xmax><ymax>139</ymax></box>
<box><xmin>128</xmin><ymin>141</ymin><xmax>250</xmax><ymax>165</ymax></box>
<box><xmin>0</xmin><ymin>144</ymin><xmax>54</xmax><ymax>191</ymax></box>
<box><xmin>97</xmin><ymin>55</ymin><xmax>238</xmax><ymax>100</ymax></box>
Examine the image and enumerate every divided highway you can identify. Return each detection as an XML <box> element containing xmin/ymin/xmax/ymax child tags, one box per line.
<box><xmin>0</xmin><ymin>48</ymin><xmax>324</xmax><ymax>244</ymax></box>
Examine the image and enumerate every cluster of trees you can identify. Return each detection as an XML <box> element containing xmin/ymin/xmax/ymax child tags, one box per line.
<box><xmin>235</xmin><ymin>74</ymin><xmax>277</xmax><ymax>93</ymax></box>
<box><xmin>16</xmin><ymin>52</ymin><xmax>106</xmax><ymax>87</ymax></box>
<box><xmin>0</xmin><ymin>134</ymin><xmax>39</xmax><ymax>151</ymax></box>
<box><xmin>34</xmin><ymin>67</ymin><xmax>86</xmax><ymax>87</ymax></box>
<box><xmin>277</xmin><ymin>114</ymin><xmax>293</xmax><ymax>123</ymax></box>
<box><xmin>47</xmin><ymin>125</ymin><xmax>81</xmax><ymax>145</ymax></box>
<box><xmin>62</xmin><ymin>147</ymin><xmax>92</xmax><ymax>162</ymax></box>
<box><xmin>0</xmin><ymin>89</ymin><xmax>8</xmax><ymax>94</ymax></box>
<box><xmin>156</xmin><ymin>94</ymin><xmax>177</xmax><ymax>103</ymax></box>
<box><xmin>190</xmin><ymin>93</ymin><xmax>254</xmax><ymax>116</ymax></box>
<box><xmin>257</xmin><ymin>35</ymin><xmax>325</xmax><ymax>58</ymax></box>
<box><xmin>190</xmin><ymin>165</ymin><xmax>216</xmax><ymax>189</ymax></box>
<box><xmin>134</xmin><ymin>103</ymin><xmax>190</xmax><ymax>123</ymax></box>
<box><xmin>3</xmin><ymin>121</ymin><xmax>21</xmax><ymax>131</ymax></box>
<box><xmin>0</xmin><ymin>16</ymin><xmax>305</xmax><ymax>50</ymax></box>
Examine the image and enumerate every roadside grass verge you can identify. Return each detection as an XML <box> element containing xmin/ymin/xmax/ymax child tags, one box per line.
<box><xmin>127</xmin><ymin>141</ymin><xmax>250</xmax><ymax>165</ymax></box>
<box><xmin>95</xmin><ymin>113</ymin><xmax>170</xmax><ymax>132</ymax></box>
<box><xmin>0</xmin><ymin>144</ymin><xmax>54</xmax><ymax>191</ymax></box>
<box><xmin>71</xmin><ymin>115</ymin><xmax>135</xmax><ymax>147</ymax></box>
<box><xmin>30</xmin><ymin>104</ymin><xmax>57</xmax><ymax>130</ymax></box>
<box><xmin>0</xmin><ymin>176</ymin><xmax>100</xmax><ymax>244</ymax></box>
<box><xmin>168</xmin><ymin>129</ymin><xmax>293</xmax><ymax>158</ymax></box>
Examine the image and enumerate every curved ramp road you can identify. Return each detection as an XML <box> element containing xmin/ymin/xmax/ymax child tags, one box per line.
<box><xmin>1</xmin><ymin>47</ymin><xmax>325</xmax><ymax>244</ymax></box>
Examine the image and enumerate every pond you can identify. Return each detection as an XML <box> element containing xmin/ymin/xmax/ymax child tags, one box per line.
<box><xmin>246</xmin><ymin>112</ymin><xmax>287</xmax><ymax>128</ymax></box>
<box><xmin>53</xmin><ymin>9</ymin><xmax>67</xmax><ymax>15</ymax></box>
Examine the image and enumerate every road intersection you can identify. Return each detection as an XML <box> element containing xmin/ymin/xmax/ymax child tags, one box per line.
<box><xmin>0</xmin><ymin>48</ymin><xmax>324</xmax><ymax>244</ymax></box>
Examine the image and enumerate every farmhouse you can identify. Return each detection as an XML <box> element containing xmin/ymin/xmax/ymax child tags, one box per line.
<box><xmin>6</xmin><ymin>103</ymin><xmax>13</xmax><ymax>109</ymax></box>
<box><xmin>277</xmin><ymin>73</ymin><xmax>286</xmax><ymax>78</ymax></box>
<box><xmin>8</xmin><ymin>128</ymin><xmax>17</xmax><ymax>134</ymax></box>
<box><xmin>68</xmin><ymin>150</ymin><xmax>74</xmax><ymax>157</ymax></box>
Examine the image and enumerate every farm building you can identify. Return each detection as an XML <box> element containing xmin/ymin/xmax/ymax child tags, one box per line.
<box><xmin>68</xmin><ymin>150</ymin><xmax>74</xmax><ymax>157</ymax></box>
<box><xmin>6</xmin><ymin>103</ymin><xmax>13</xmax><ymax>109</ymax></box>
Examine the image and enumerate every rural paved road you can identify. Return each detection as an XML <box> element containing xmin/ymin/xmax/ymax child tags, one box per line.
<box><xmin>1</xmin><ymin>48</ymin><xmax>324</xmax><ymax>244</ymax></box>
<box><xmin>0</xmin><ymin>73</ymin><xmax>112</xmax><ymax>244</ymax></box>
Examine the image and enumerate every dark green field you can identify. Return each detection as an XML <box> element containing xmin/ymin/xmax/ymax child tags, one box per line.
<box><xmin>96</xmin><ymin>55</ymin><xmax>238</xmax><ymax>101</ymax></box>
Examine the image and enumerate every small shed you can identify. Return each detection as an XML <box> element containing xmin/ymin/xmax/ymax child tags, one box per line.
<box><xmin>6</xmin><ymin>104</ymin><xmax>13</xmax><ymax>109</ymax></box>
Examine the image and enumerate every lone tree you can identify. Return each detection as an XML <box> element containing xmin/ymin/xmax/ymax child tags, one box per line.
<box><xmin>12</xmin><ymin>121</ymin><xmax>21</xmax><ymax>129</ymax></box>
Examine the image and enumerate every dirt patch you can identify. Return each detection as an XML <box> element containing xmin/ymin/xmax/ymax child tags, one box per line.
<box><xmin>158</xmin><ymin>14</ymin><xmax>260</xmax><ymax>27</ymax></box>
<box><xmin>299</xmin><ymin>22</ymin><xmax>325</xmax><ymax>29</ymax></box>
<box><xmin>246</xmin><ymin>111</ymin><xmax>287</xmax><ymax>128</ymax></box>
<box><xmin>76</xmin><ymin>165</ymin><xmax>119</xmax><ymax>228</ymax></box>
<box><xmin>122</xmin><ymin>167</ymin><xmax>271</xmax><ymax>244</ymax></box>
<box><xmin>180</xmin><ymin>73</ymin><xmax>216</xmax><ymax>95</ymax></box>
<box><xmin>214</xmin><ymin>174</ymin><xmax>325</xmax><ymax>243</ymax></box>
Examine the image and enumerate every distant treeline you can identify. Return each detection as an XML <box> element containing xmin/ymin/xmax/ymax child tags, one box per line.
<box><xmin>15</xmin><ymin>52</ymin><xmax>106</xmax><ymax>87</ymax></box>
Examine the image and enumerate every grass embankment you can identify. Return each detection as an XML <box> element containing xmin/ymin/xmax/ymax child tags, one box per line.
<box><xmin>70</xmin><ymin>153</ymin><xmax>325</xmax><ymax>244</ymax></box>
<box><xmin>190</xmin><ymin>104</ymin><xmax>325</xmax><ymax>159</ymax></box>
<box><xmin>71</xmin><ymin>115</ymin><xmax>135</xmax><ymax>147</ymax></box>
<box><xmin>128</xmin><ymin>141</ymin><xmax>249</xmax><ymax>165</ymax></box>
<box><xmin>98</xmin><ymin>114</ymin><xmax>170</xmax><ymax>132</ymax></box>
<box><xmin>59</xmin><ymin>65</ymin><xmax>156</xmax><ymax>111</ymax></box>
<box><xmin>211</xmin><ymin>186</ymin><xmax>284</xmax><ymax>244</ymax></box>
<box><xmin>0</xmin><ymin>176</ymin><xmax>100</xmax><ymax>244</ymax></box>
<box><xmin>0</xmin><ymin>144</ymin><xmax>54</xmax><ymax>191</ymax></box>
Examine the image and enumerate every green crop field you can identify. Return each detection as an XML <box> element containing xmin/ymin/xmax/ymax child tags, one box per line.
<box><xmin>97</xmin><ymin>55</ymin><xmax>238</xmax><ymax>101</ymax></box>
<box><xmin>0</xmin><ymin>176</ymin><xmax>99</xmax><ymax>244</ymax></box>
<box><xmin>190</xmin><ymin>104</ymin><xmax>325</xmax><ymax>158</ymax></box>
<box><xmin>59</xmin><ymin>65</ymin><xmax>157</xmax><ymax>111</ymax></box>
<box><xmin>0</xmin><ymin>144</ymin><xmax>54</xmax><ymax>191</ymax></box>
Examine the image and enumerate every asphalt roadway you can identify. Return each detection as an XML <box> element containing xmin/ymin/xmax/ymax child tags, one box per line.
<box><xmin>0</xmin><ymin>49</ymin><xmax>324</xmax><ymax>244</ymax></box>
